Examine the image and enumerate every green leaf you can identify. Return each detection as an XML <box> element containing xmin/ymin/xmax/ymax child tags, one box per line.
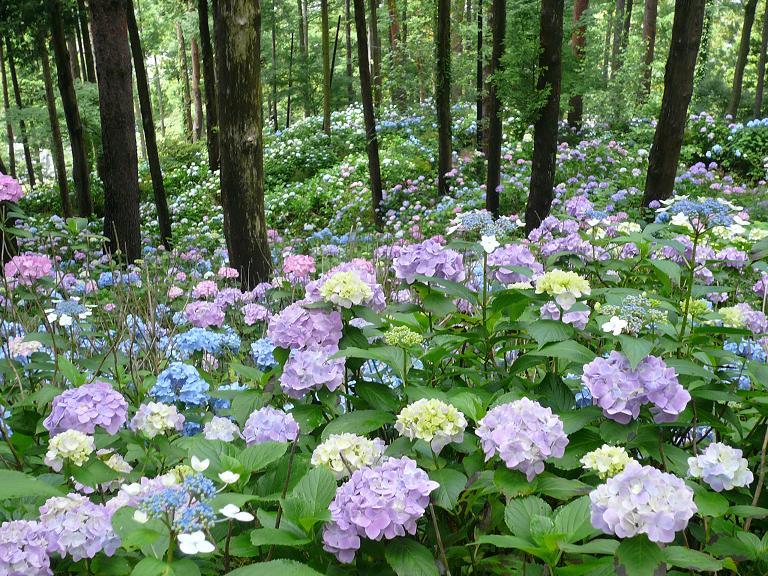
<box><xmin>239</xmin><ymin>441</ymin><xmax>288</xmax><ymax>472</ymax></box>
<box><xmin>320</xmin><ymin>409</ymin><xmax>393</xmax><ymax>440</ymax></box>
<box><xmin>385</xmin><ymin>538</ymin><xmax>439</xmax><ymax>576</ymax></box>
<box><xmin>617</xmin><ymin>335</ymin><xmax>653</xmax><ymax>370</ymax></box>
<box><xmin>130</xmin><ymin>558</ymin><xmax>174</xmax><ymax>576</ymax></box>
<box><xmin>225</xmin><ymin>560</ymin><xmax>324</xmax><ymax>576</ymax></box>
<box><xmin>71</xmin><ymin>458</ymin><xmax>120</xmax><ymax>487</ymax></box>
<box><xmin>616</xmin><ymin>535</ymin><xmax>665</xmax><ymax>576</ymax></box>
<box><xmin>429</xmin><ymin>468</ymin><xmax>467</xmax><ymax>511</ymax></box>
<box><xmin>249</xmin><ymin>527</ymin><xmax>311</xmax><ymax>547</ymax></box>
<box><xmin>559</xmin><ymin>539</ymin><xmax>620</xmax><ymax>555</ymax></box>
<box><xmin>281</xmin><ymin>467</ymin><xmax>337</xmax><ymax>532</ymax></box>
<box><xmin>536</xmin><ymin>475</ymin><xmax>592</xmax><ymax>500</ymax></box>
<box><xmin>650</xmin><ymin>260</ymin><xmax>681</xmax><ymax>287</ymax></box>
<box><xmin>537</xmin><ymin>373</ymin><xmax>576</xmax><ymax>412</ymax></box>
<box><xmin>663</xmin><ymin>547</ymin><xmax>723</xmax><ymax>572</ymax></box>
<box><xmin>553</xmin><ymin>496</ymin><xmax>598</xmax><ymax>543</ymax></box>
<box><xmin>334</xmin><ymin>346</ymin><xmax>406</xmax><ymax>381</ymax></box>
<box><xmin>560</xmin><ymin>407</ymin><xmax>601</xmax><ymax>434</ymax></box>
<box><xmin>354</xmin><ymin>380</ymin><xmax>400</xmax><ymax>412</ymax></box>
<box><xmin>57</xmin><ymin>355</ymin><xmax>86</xmax><ymax>386</ymax></box>
<box><xmin>728</xmin><ymin>505</ymin><xmax>768</xmax><ymax>519</ymax></box>
<box><xmin>505</xmin><ymin>496</ymin><xmax>552</xmax><ymax>541</ymax></box>
<box><xmin>0</xmin><ymin>470</ymin><xmax>64</xmax><ymax>499</ymax></box>
<box><xmin>529</xmin><ymin>340</ymin><xmax>596</xmax><ymax>365</ymax></box>
<box><xmin>694</xmin><ymin>491</ymin><xmax>729</xmax><ymax>518</ymax></box>
<box><xmin>527</xmin><ymin>320</ymin><xmax>574</xmax><ymax>346</ymax></box>
<box><xmin>473</xmin><ymin>534</ymin><xmax>547</xmax><ymax>558</ymax></box>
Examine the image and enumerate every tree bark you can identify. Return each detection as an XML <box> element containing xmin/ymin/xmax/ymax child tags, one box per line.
<box><xmin>39</xmin><ymin>34</ymin><xmax>72</xmax><ymax>218</ymax></box>
<box><xmin>51</xmin><ymin>0</ymin><xmax>93</xmax><ymax>216</ymax></box>
<box><xmin>610</xmin><ymin>0</ymin><xmax>624</xmax><ymax>76</ymax></box>
<box><xmin>369</xmin><ymin>0</ymin><xmax>382</xmax><ymax>108</ymax></box>
<box><xmin>271</xmin><ymin>0</ymin><xmax>279</xmax><ymax>132</ymax></box>
<box><xmin>641</xmin><ymin>0</ymin><xmax>658</xmax><ymax>97</ymax></box>
<box><xmin>346</xmin><ymin>0</ymin><xmax>355</xmax><ymax>103</ymax></box>
<box><xmin>485</xmin><ymin>0</ymin><xmax>506</xmax><ymax>216</ymax></box>
<box><xmin>287</xmin><ymin>31</ymin><xmax>294</xmax><ymax>128</ymax></box>
<box><xmin>322</xmin><ymin>0</ymin><xmax>332</xmax><ymax>133</ymax></box>
<box><xmin>74</xmin><ymin>15</ymin><xmax>88</xmax><ymax>79</ymax></box>
<box><xmin>387</xmin><ymin>0</ymin><xmax>405</xmax><ymax>107</ymax></box>
<box><xmin>0</xmin><ymin>39</ymin><xmax>16</xmax><ymax>179</ymax></box>
<box><xmin>127</xmin><ymin>0</ymin><xmax>172</xmax><ymax>248</ymax></box>
<box><xmin>197</xmin><ymin>0</ymin><xmax>219</xmax><ymax>169</ymax></box>
<box><xmin>153</xmin><ymin>54</ymin><xmax>167</xmax><ymax>137</ymax></box>
<box><xmin>621</xmin><ymin>0</ymin><xmax>633</xmax><ymax>53</ymax></box>
<box><xmin>191</xmin><ymin>37</ymin><xmax>203</xmax><ymax>141</ymax></box>
<box><xmin>602</xmin><ymin>2</ymin><xmax>613</xmax><ymax>80</ymax></box>
<box><xmin>476</xmin><ymin>0</ymin><xmax>483</xmax><ymax>150</ymax></box>
<box><xmin>568</xmin><ymin>0</ymin><xmax>589</xmax><ymax>130</ymax></box>
<box><xmin>353</xmin><ymin>0</ymin><xmax>383</xmax><ymax>227</ymax></box>
<box><xmin>77</xmin><ymin>0</ymin><xmax>97</xmax><ymax>82</ymax></box>
<box><xmin>727</xmin><ymin>0</ymin><xmax>758</xmax><ymax>117</ymax></box>
<box><xmin>6</xmin><ymin>40</ymin><xmax>37</xmax><ymax>188</ymax></box>
<box><xmin>436</xmin><ymin>0</ymin><xmax>452</xmax><ymax>196</ymax></box>
<box><xmin>296</xmin><ymin>0</ymin><xmax>311</xmax><ymax>118</ymax></box>
<box><xmin>525</xmin><ymin>0</ymin><xmax>564</xmax><ymax>233</ymax></box>
<box><xmin>331</xmin><ymin>14</ymin><xmax>342</xmax><ymax>89</ymax></box>
<box><xmin>215</xmin><ymin>0</ymin><xmax>272</xmax><ymax>287</ymax></box>
<box><xmin>755</xmin><ymin>0</ymin><xmax>768</xmax><ymax>116</ymax></box>
<box><xmin>643</xmin><ymin>0</ymin><xmax>706</xmax><ymax>206</ymax></box>
<box><xmin>176</xmin><ymin>21</ymin><xmax>194</xmax><ymax>141</ymax></box>
<box><xmin>89</xmin><ymin>0</ymin><xmax>142</xmax><ymax>262</ymax></box>
<box><xmin>67</xmin><ymin>37</ymin><xmax>82</xmax><ymax>81</ymax></box>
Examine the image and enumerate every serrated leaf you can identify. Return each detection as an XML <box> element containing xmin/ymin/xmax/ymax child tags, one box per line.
<box><xmin>694</xmin><ymin>491</ymin><xmax>729</xmax><ymax>518</ymax></box>
<box><xmin>225</xmin><ymin>560</ymin><xmax>323</xmax><ymax>576</ymax></box>
<box><xmin>505</xmin><ymin>496</ymin><xmax>552</xmax><ymax>541</ymax></box>
<box><xmin>617</xmin><ymin>335</ymin><xmax>653</xmax><ymax>370</ymax></box>
<box><xmin>663</xmin><ymin>547</ymin><xmax>723</xmax><ymax>572</ymax></box>
<box><xmin>320</xmin><ymin>409</ymin><xmax>393</xmax><ymax>440</ymax></box>
<box><xmin>385</xmin><ymin>538</ymin><xmax>439</xmax><ymax>576</ymax></box>
<box><xmin>281</xmin><ymin>467</ymin><xmax>337</xmax><ymax>532</ymax></box>
<box><xmin>553</xmin><ymin>496</ymin><xmax>598</xmax><ymax>543</ymax></box>
<box><xmin>527</xmin><ymin>320</ymin><xmax>574</xmax><ymax>346</ymax></box>
<box><xmin>616</xmin><ymin>535</ymin><xmax>665</xmax><ymax>576</ymax></box>
<box><xmin>250</xmin><ymin>527</ymin><xmax>311</xmax><ymax>547</ymax></box>
<box><xmin>130</xmin><ymin>558</ymin><xmax>174</xmax><ymax>576</ymax></box>
<box><xmin>559</xmin><ymin>539</ymin><xmax>620</xmax><ymax>555</ymax></box>
<box><xmin>0</xmin><ymin>470</ymin><xmax>64</xmax><ymax>499</ymax></box>
<box><xmin>529</xmin><ymin>340</ymin><xmax>596</xmax><ymax>365</ymax></box>
<box><xmin>429</xmin><ymin>468</ymin><xmax>466</xmax><ymax>511</ymax></box>
<box><xmin>239</xmin><ymin>441</ymin><xmax>288</xmax><ymax>472</ymax></box>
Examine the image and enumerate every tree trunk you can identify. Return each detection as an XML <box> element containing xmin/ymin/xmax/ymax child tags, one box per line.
<box><xmin>524</xmin><ymin>0</ymin><xmax>564</xmax><ymax>233</ymax></box>
<box><xmin>74</xmin><ymin>15</ymin><xmax>88</xmax><ymax>79</ymax></box>
<box><xmin>387</xmin><ymin>0</ymin><xmax>405</xmax><ymax>107</ymax></box>
<box><xmin>436</xmin><ymin>0</ymin><xmax>452</xmax><ymax>196</ymax></box>
<box><xmin>133</xmin><ymin>86</ymin><xmax>147</xmax><ymax>160</ymax></box>
<box><xmin>369</xmin><ymin>0</ymin><xmax>382</xmax><ymax>107</ymax></box>
<box><xmin>89</xmin><ymin>0</ymin><xmax>142</xmax><ymax>262</ymax></box>
<box><xmin>643</xmin><ymin>0</ymin><xmax>706</xmax><ymax>206</ymax></box>
<box><xmin>197</xmin><ymin>0</ymin><xmax>219</xmax><ymax>169</ymax></box>
<box><xmin>127</xmin><ymin>0</ymin><xmax>172</xmax><ymax>248</ymax></box>
<box><xmin>331</xmin><ymin>15</ymin><xmax>342</xmax><ymax>91</ymax></box>
<box><xmin>641</xmin><ymin>0</ymin><xmax>658</xmax><ymax>97</ymax></box>
<box><xmin>287</xmin><ymin>31</ymin><xmax>294</xmax><ymax>128</ymax></box>
<box><xmin>353</xmin><ymin>0</ymin><xmax>383</xmax><ymax>226</ymax></box>
<box><xmin>51</xmin><ymin>0</ymin><xmax>93</xmax><ymax>216</ymax></box>
<box><xmin>602</xmin><ymin>3</ymin><xmax>613</xmax><ymax>80</ymax></box>
<box><xmin>322</xmin><ymin>0</ymin><xmax>332</xmax><ymax>133</ymax></box>
<box><xmin>568</xmin><ymin>0</ymin><xmax>589</xmax><ymax>130</ymax></box>
<box><xmin>191</xmin><ymin>37</ymin><xmax>203</xmax><ymax>141</ymax></box>
<box><xmin>694</xmin><ymin>0</ymin><xmax>713</xmax><ymax>91</ymax></box>
<box><xmin>485</xmin><ymin>0</ymin><xmax>506</xmax><ymax>216</ymax></box>
<box><xmin>77</xmin><ymin>0</ymin><xmax>97</xmax><ymax>82</ymax></box>
<box><xmin>177</xmin><ymin>21</ymin><xmax>193</xmax><ymax>141</ymax></box>
<box><xmin>153</xmin><ymin>54</ymin><xmax>167</xmax><ymax>137</ymax></box>
<box><xmin>6</xmin><ymin>40</ymin><xmax>37</xmax><ymax>188</ymax></box>
<box><xmin>346</xmin><ymin>0</ymin><xmax>355</xmax><ymax>103</ymax></box>
<box><xmin>727</xmin><ymin>0</ymin><xmax>758</xmax><ymax>117</ymax></box>
<box><xmin>67</xmin><ymin>37</ymin><xmax>82</xmax><ymax>81</ymax></box>
<box><xmin>271</xmin><ymin>0</ymin><xmax>279</xmax><ymax>132</ymax></box>
<box><xmin>451</xmin><ymin>0</ymin><xmax>464</xmax><ymax>100</ymax></box>
<box><xmin>0</xmin><ymin>39</ymin><xmax>16</xmax><ymax>179</ymax></box>
<box><xmin>610</xmin><ymin>0</ymin><xmax>624</xmax><ymax>76</ymax></box>
<box><xmin>755</xmin><ymin>0</ymin><xmax>768</xmax><ymax>116</ymax></box>
<box><xmin>39</xmin><ymin>34</ymin><xmax>72</xmax><ymax>218</ymax></box>
<box><xmin>476</xmin><ymin>0</ymin><xmax>483</xmax><ymax>150</ymax></box>
<box><xmin>621</xmin><ymin>0</ymin><xmax>633</xmax><ymax>53</ymax></box>
<box><xmin>215</xmin><ymin>0</ymin><xmax>272</xmax><ymax>287</ymax></box>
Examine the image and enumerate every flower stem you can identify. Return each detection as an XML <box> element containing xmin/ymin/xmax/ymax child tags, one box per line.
<box><xmin>429</xmin><ymin>503</ymin><xmax>451</xmax><ymax>576</ymax></box>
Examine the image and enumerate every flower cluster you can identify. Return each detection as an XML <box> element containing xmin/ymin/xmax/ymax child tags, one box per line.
<box><xmin>589</xmin><ymin>461</ymin><xmax>697</xmax><ymax>543</ymax></box>
<box><xmin>687</xmin><ymin>442</ymin><xmax>754</xmax><ymax>492</ymax></box>
<box><xmin>393</xmin><ymin>238</ymin><xmax>465</xmax><ymax>284</ymax></box>
<box><xmin>283</xmin><ymin>254</ymin><xmax>316</xmax><ymax>283</ymax></box>
<box><xmin>0</xmin><ymin>172</ymin><xmax>23</xmax><ymax>202</ymax></box>
<box><xmin>267</xmin><ymin>303</ymin><xmax>343</xmax><ymax>349</ymax></box>
<box><xmin>250</xmin><ymin>337</ymin><xmax>278</xmax><ymax>371</ymax></box>
<box><xmin>383</xmin><ymin>325</ymin><xmax>424</xmax><ymax>347</ymax></box>
<box><xmin>311</xmin><ymin>433</ymin><xmax>386</xmax><ymax>478</ymax></box>
<box><xmin>596</xmin><ymin>294</ymin><xmax>668</xmax><ymax>335</ymax></box>
<box><xmin>319</xmin><ymin>271</ymin><xmax>374</xmax><ymax>308</ymax></box>
<box><xmin>487</xmin><ymin>243</ymin><xmax>543</xmax><ymax>285</ymax></box>
<box><xmin>44</xmin><ymin>429</ymin><xmax>95</xmax><ymax>471</ymax></box>
<box><xmin>395</xmin><ymin>398</ymin><xmax>467</xmax><ymax>453</ymax></box>
<box><xmin>184</xmin><ymin>301</ymin><xmax>225</xmax><ymax>328</ymax></box>
<box><xmin>655</xmin><ymin>196</ymin><xmax>743</xmax><ymax>231</ymax></box>
<box><xmin>137</xmin><ymin>474</ymin><xmax>217</xmax><ymax>533</ymax></box>
<box><xmin>580</xmin><ymin>445</ymin><xmax>634</xmax><ymax>479</ymax></box>
<box><xmin>306</xmin><ymin>259</ymin><xmax>386</xmax><ymax>311</ymax></box>
<box><xmin>130</xmin><ymin>402</ymin><xmax>185</xmax><ymax>438</ymax></box>
<box><xmin>150</xmin><ymin>362</ymin><xmax>210</xmax><ymax>407</ymax></box>
<box><xmin>43</xmin><ymin>381</ymin><xmax>127</xmax><ymax>435</ymax></box>
<box><xmin>280</xmin><ymin>347</ymin><xmax>345</xmax><ymax>398</ymax></box>
<box><xmin>719</xmin><ymin>303</ymin><xmax>768</xmax><ymax>335</ymax></box>
<box><xmin>0</xmin><ymin>520</ymin><xmax>51</xmax><ymax>576</ymax></box>
<box><xmin>535</xmin><ymin>270</ymin><xmax>591</xmax><ymax>310</ymax></box>
<box><xmin>476</xmin><ymin>398</ymin><xmax>569</xmax><ymax>480</ymax></box>
<box><xmin>203</xmin><ymin>416</ymin><xmax>240</xmax><ymax>441</ymax></box>
<box><xmin>3</xmin><ymin>253</ymin><xmax>53</xmax><ymax>287</ymax></box>
<box><xmin>242</xmin><ymin>406</ymin><xmax>299</xmax><ymax>445</ymax></box>
<box><xmin>322</xmin><ymin>457</ymin><xmax>439</xmax><ymax>563</ymax></box>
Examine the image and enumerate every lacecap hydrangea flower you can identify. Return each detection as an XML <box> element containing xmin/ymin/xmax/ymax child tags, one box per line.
<box><xmin>130</xmin><ymin>402</ymin><xmax>185</xmax><ymax>438</ymax></box>
<box><xmin>395</xmin><ymin>398</ymin><xmax>467</xmax><ymax>453</ymax></box>
<box><xmin>476</xmin><ymin>397</ymin><xmax>569</xmax><ymax>481</ymax></box>
<box><xmin>393</xmin><ymin>238</ymin><xmax>465</xmax><ymax>284</ymax></box>
<box><xmin>687</xmin><ymin>442</ymin><xmax>753</xmax><ymax>492</ymax></box>
<box><xmin>322</xmin><ymin>457</ymin><xmax>439</xmax><ymax>563</ymax></box>
<box><xmin>580</xmin><ymin>445</ymin><xmax>635</xmax><ymax>479</ymax></box>
<box><xmin>534</xmin><ymin>269</ymin><xmax>591</xmax><ymax>310</ymax></box>
<box><xmin>589</xmin><ymin>461</ymin><xmax>697</xmax><ymax>543</ymax></box>
<box><xmin>43</xmin><ymin>380</ymin><xmax>127</xmax><ymax>435</ymax></box>
<box><xmin>242</xmin><ymin>406</ymin><xmax>299</xmax><ymax>445</ymax></box>
<box><xmin>311</xmin><ymin>433</ymin><xmax>386</xmax><ymax>478</ymax></box>
<box><xmin>44</xmin><ymin>429</ymin><xmax>95</xmax><ymax>471</ymax></box>
<box><xmin>0</xmin><ymin>520</ymin><xmax>51</xmax><ymax>576</ymax></box>
<box><xmin>280</xmin><ymin>346</ymin><xmax>345</xmax><ymax>399</ymax></box>
<box><xmin>319</xmin><ymin>271</ymin><xmax>374</xmax><ymax>308</ymax></box>
<box><xmin>150</xmin><ymin>362</ymin><xmax>210</xmax><ymax>407</ymax></box>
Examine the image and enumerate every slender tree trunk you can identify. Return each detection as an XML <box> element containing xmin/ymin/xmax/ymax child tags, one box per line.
<box><xmin>271</xmin><ymin>0</ymin><xmax>279</xmax><ymax>132</ymax></box>
<box><xmin>451</xmin><ymin>0</ymin><xmax>464</xmax><ymax>100</ymax></box>
<box><xmin>643</xmin><ymin>0</ymin><xmax>706</xmax><ymax>206</ymax></box>
<box><xmin>402</xmin><ymin>0</ymin><xmax>408</xmax><ymax>45</ymax></box>
<box><xmin>67</xmin><ymin>37</ymin><xmax>82</xmax><ymax>81</ymax></box>
<box><xmin>641</xmin><ymin>0</ymin><xmax>658</xmax><ymax>97</ymax></box>
<box><xmin>602</xmin><ymin>3</ymin><xmax>614</xmax><ymax>80</ymax></box>
<box><xmin>387</xmin><ymin>0</ymin><xmax>405</xmax><ymax>107</ymax></box>
<box><xmin>694</xmin><ymin>0</ymin><xmax>713</xmax><ymax>91</ymax></box>
<box><xmin>51</xmin><ymin>0</ymin><xmax>93</xmax><ymax>216</ymax></box>
<box><xmin>476</xmin><ymin>0</ymin><xmax>483</xmax><ymax>150</ymax></box>
<box><xmin>296</xmin><ymin>0</ymin><xmax>311</xmax><ymax>117</ymax></box>
<box><xmin>133</xmin><ymin>85</ymin><xmax>147</xmax><ymax>160</ymax></box>
<box><xmin>524</xmin><ymin>0</ymin><xmax>564</xmax><ymax>233</ymax></box>
<box><xmin>369</xmin><ymin>0</ymin><xmax>383</xmax><ymax>107</ymax></box>
<box><xmin>610</xmin><ymin>0</ymin><xmax>624</xmax><ymax>76</ymax></box>
<box><xmin>215</xmin><ymin>0</ymin><xmax>272</xmax><ymax>287</ymax></box>
<box><xmin>322</xmin><ymin>0</ymin><xmax>332</xmax><ymax>133</ymax></box>
<box><xmin>197</xmin><ymin>0</ymin><xmax>219</xmax><ymax>169</ymax></box>
<box><xmin>621</xmin><ymin>0</ymin><xmax>633</xmax><ymax>53</ymax></box>
<box><xmin>481</xmin><ymin>4</ymin><xmax>493</xmax><ymax>154</ymax></box>
<box><xmin>191</xmin><ymin>37</ymin><xmax>203</xmax><ymax>141</ymax></box>
<box><xmin>127</xmin><ymin>0</ymin><xmax>172</xmax><ymax>248</ymax></box>
<box><xmin>287</xmin><ymin>31</ymin><xmax>294</xmax><ymax>128</ymax></box>
<box><xmin>176</xmin><ymin>22</ymin><xmax>193</xmax><ymax>140</ymax></box>
<box><xmin>353</xmin><ymin>0</ymin><xmax>383</xmax><ymax>226</ymax></box>
<box><xmin>90</xmin><ymin>0</ymin><xmax>142</xmax><ymax>262</ymax></box>
<box><xmin>755</xmin><ymin>0</ymin><xmax>768</xmax><ymax>116</ymax></box>
<box><xmin>6</xmin><ymin>41</ymin><xmax>36</xmax><ymax>188</ymax></box>
<box><xmin>346</xmin><ymin>0</ymin><xmax>355</xmax><ymax>103</ymax></box>
<box><xmin>727</xmin><ymin>0</ymin><xmax>758</xmax><ymax>117</ymax></box>
<box><xmin>39</xmin><ymin>34</ymin><xmax>72</xmax><ymax>217</ymax></box>
<box><xmin>436</xmin><ymin>0</ymin><xmax>452</xmax><ymax>196</ymax></box>
<box><xmin>77</xmin><ymin>0</ymin><xmax>97</xmax><ymax>82</ymax></box>
<box><xmin>153</xmin><ymin>55</ymin><xmax>167</xmax><ymax>137</ymax></box>
<box><xmin>568</xmin><ymin>0</ymin><xmax>589</xmax><ymax>130</ymax></box>
<box><xmin>331</xmin><ymin>14</ymin><xmax>342</xmax><ymax>88</ymax></box>
<box><xmin>74</xmin><ymin>16</ymin><xmax>88</xmax><ymax>78</ymax></box>
<box><xmin>485</xmin><ymin>0</ymin><xmax>506</xmax><ymax>216</ymax></box>
<box><xmin>0</xmin><ymin>39</ymin><xmax>16</xmax><ymax>179</ymax></box>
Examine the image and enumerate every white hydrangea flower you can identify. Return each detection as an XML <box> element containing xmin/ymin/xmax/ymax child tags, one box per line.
<box><xmin>178</xmin><ymin>531</ymin><xmax>215</xmax><ymax>555</ymax></box>
<box><xmin>580</xmin><ymin>444</ymin><xmax>634</xmax><ymax>479</ymax></box>
<box><xmin>319</xmin><ymin>271</ymin><xmax>373</xmax><ymax>308</ymax></box>
<box><xmin>688</xmin><ymin>442</ymin><xmax>754</xmax><ymax>492</ymax></box>
<box><xmin>311</xmin><ymin>433</ymin><xmax>386</xmax><ymax>479</ymax></box>
<box><xmin>535</xmin><ymin>270</ymin><xmax>591</xmax><ymax>311</ymax></box>
<box><xmin>203</xmin><ymin>416</ymin><xmax>240</xmax><ymax>442</ymax></box>
<box><xmin>395</xmin><ymin>398</ymin><xmax>467</xmax><ymax>453</ymax></box>
<box><xmin>44</xmin><ymin>429</ymin><xmax>95</xmax><ymax>471</ymax></box>
<box><xmin>601</xmin><ymin>316</ymin><xmax>628</xmax><ymax>336</ymax></box>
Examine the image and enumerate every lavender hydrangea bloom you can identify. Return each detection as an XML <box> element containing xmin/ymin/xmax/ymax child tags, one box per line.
<box><xmin>43</xmin><ymin>381</ymin><xmax>128</xmax><ymax>435</ymax></box>
<box><xmin>267</xmin><ymin>303</ymin><xmax>343</xmax><ymax>349</ymax></box>
<box><xmin>687</xmin><ymin>442</ymin><xmax>754</xmax><ymax>492</ymax></box>
<box><xmin>0</xmin><ymin>520</ymin><xmax>51</xmax><ymax>576</ymax></box>
<box><xmin>393</xmin><ymin>238</ymin><xmax>465</xmax><ymax>284</ymax></box>
<box><xmin>38</xmin><ymin>494</ymin><xmax>120</xmax><ymax>561</ymax></box>
<box><xmin>242</xmin><ymin>406</ymin><xmax>299</xmax><ymax>445</ymax></box>
<box><xmin>476</xmin><ymin>398</ymin><xmax>569</xmax><ymax>481</ymax></box>
<box><xmin>582</xmin><ymin>352</ymin><xmax>690</xmax><ymax>424</ymax></box>
<box><xmin>589</xmin><ymin>461</ymin><xmax>696</xmax><ymax>543</ymax></box>
<box><xmin>487</xmin><ymin>243</ymin><xmax>543</xmax><ymax>284</ymax></box>
<box><xmin>280</xmin><ymin>347</ymin><xmax>345</xmax><ymax>399</ymax></box>
<box><xmin>322</xmin><ymin>457</ymin><xmax>439</xmax><ymax>563</ymax></box>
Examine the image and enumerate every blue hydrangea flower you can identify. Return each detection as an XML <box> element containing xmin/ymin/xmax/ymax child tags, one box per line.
<box><xmin>150</xmin><ymin>362</ymin><xmax>210</xmax><ymax>407</ymax></box>
<box><xmin>172</xmin><ymin>327</ymin><xmax>241</xmax><ymax>359</ymax></box>
<box><xmin>251</xmin><ymin>338</ymin><xmax>278</xmax><ymax>371</ymax></box>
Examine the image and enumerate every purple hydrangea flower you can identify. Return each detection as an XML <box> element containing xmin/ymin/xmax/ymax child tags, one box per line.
<box><xmin>0</xmin><ymin>173</ymin><xmax>24</xmax><ymax>203</ymax></box>
<box><xmin>476</xmin><ymin>398</ymin><xmax>569</xmax><ymax>481</ymax></box>
<box><xmin>487</xmin><ymin>243</ymin><xmax>543</xmax><ymax>285</ymax></box>
<box><xmin>267</xmin><ymin>303</ymin><xmax>343</xmax><ymax>349</ymax></box>
<box><xmin>43</xmin><ymin>381</ymin><xmax>128</xmax><ymax>435</ymax></box>
<box><xmin>322</xmin><ymin>457</ymin><xmax>439</xmax><ymax>563</ymax></box>
<box><xmin>280</xmin><ymin>346</ymin><xmax>345</xmax><ymax>399</ymax></box>
<box><xmin>0</xmin><ymin>520</ymin><xmax>51</xmax><ymax>576</ymax></box>
<box><xmin>242</xmin><ymin>406</ymin><xmax>299</xmax><ymax>445</ymax></box>
<box><xmin>393</xmin><ymin>238</ymin><xmax>465</xmax><ymax>284</ymax></box>
<box><xmin>184</xmin><ymin>301</ymin><xmax>225</xmax><ymax>328</ymax></box>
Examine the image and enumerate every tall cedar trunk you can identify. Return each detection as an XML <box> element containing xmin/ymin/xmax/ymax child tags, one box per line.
<box><xmin>127</xmin><ymin>0</ymin><xmax>172</xmax><ymax>248</ymax></box>
<box><xmin>610</xmin><ymin>0</ymin><xmax>624</xmax><ymax>76</ymax></box>
<box><xmin>755</xmin><ymin>0</ymin><xmax>768</xmax><ymax>116</ymax></box>
<box><xmin>90</xmin><ymin>0</ymin><xmax>142</xmax><ymax>262</ymax></box>
<box><xmin>0</xmin><ymin>39</ymin><xmax>16</xmax><ymax>179</ymax></box>
<box><xmin>51</xmin><ymin>0</ymin><xmax>93</xmax><ymax>215</ymax></box>
<box><xmin>271</xmin><ymin>0</ymin><xmax>278</xmax><ymax>131</ymax></box>
<box><xmin>436</xmin><ymin>0</ymin><xmax>452</xmax><ymax>195</ymax></box>
<box><xmin>0</xmin><ymin>150</ymin><xmax>5</xmax><ymax>175</ymax></box>
<box><xmin>642</xmin><ymin>0</ymin><xmax>706</xmax><ymax>206</ymax></box>
<box><xmin>727</xmin><ymin>0</ymin><xmax>758</xmax><ymax>117</ymax></box>
<box><xmin>524</xmin><ymin>0</ymin><xmax>564</xmax><ymax>233</ymax></box>
<box><xmin>353</xmin><ymin>0</ymin><xmax>383</xmax><ymax>226</ymax></box>
<box><xmin>695</xmin><ymin>1</ymin><xmax>713</xmax><ymax>90</ymax></box>
<box><xmin>476</xmin><ymin>0</ymin><xmax>483</xmax><ymax>150</ymax></box>
<box><xmin>197</xmin><ymin>0</ymin><xmax>219</xmax><ymax>169</ymax></box>
<box><xmin>215</xmin><ymin>0</ymin><xmax>272</xmax><ymax>287</ymax></box>
<box><xmin>641</xmin><ymin>0</ymin><xmax>658</xmax><ymax>97</ymax></box>
<box><xmin>568</xmin><ymin>0</ymin><xmax>589</xmax><ymax>130</ymax></box>
<box><xmin>451</xmin><ymin>0</ymin><xmax>464</xmax><ymax>100</ymax></box>
<box><xmin>153</xmin><ymin>54</ymin><xmax>167</xmax><ymax>137</ymax></box>
<box><xmin>297</xmin><ymin>0</ymin><xmax>311</xmax><ymax>117</ymax></box>
<box><xmin>287</xmin><ymin>31</ymin><xmax>294</xmax><ymax>127</ymax></box>
<box><xmin>74</xmin><ymin>16</ymin><xmax>88</xmax><ymax>77</ymax></box>
<box><xmin>133</xmin><ymin>87</ymin><xmax>147</xmax><ymax>160</ymax></box>
<box><xmin>369</xmin><ymin>0</ymin><xmax>382</xmax><ymax>107</ymax></box>
<box><xmin>191</xmin><ymin>38</ymin><xmax>203</xmax><ymax>141</ymax></box>
<box><xmin>77</xmin><ymin>0</ymin><xmax>97</xmax><ymax>82</ymax></box>
<box><xmin>485</xmin><ymin>0</ymin><xmax>505</xmax><ymax>216</ymax></box>
<box><xmin>346</xmin><ymin>0</ymin><xmax>355</xmax><ymax>103</ymax></box>
<box><xmin>39</xmin><ymin>35</ymin><xmax>72</xmax><ymax>218</ymax></box>
<box><xmin>7</xmin><ymin>41</ymin><xmax>37</xmax><ymax>188</ymax></box>
<box><xmin>176</xmin><ymin>22</ymin><xmax>194</xmax><ymax>141</ymax></box>
<box><xmin>67</xmin><ymin>37</ymin><xmax>82</xmax><ymax>80</ymax></box>
<box><xmin>621</xmin><ymin>0</ymin><xmax>633</xmax><ymax>53</ymax></box>
<box><xmin>387</xmin><ymin>0</ymin><xmax>406</xmax><ymax>107</ymax></box>
<box><xmin>481</xmin><ymin>5</ymin><xmax>492</xmax><ymax>153</ymax></box>
<box><xmin>322</xmin><ymin>0</ymin><xmax>332</xmax><ymax>133</ymax></box>
<box><xmin>331</xmin><ymin>15</ymin><xmax>342</xmax><ymax>86</ymax></box>
<box><xmin>602</xmin><ymin>3</ymin><xmax>613</xmax><ymax>80</ymax></box>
